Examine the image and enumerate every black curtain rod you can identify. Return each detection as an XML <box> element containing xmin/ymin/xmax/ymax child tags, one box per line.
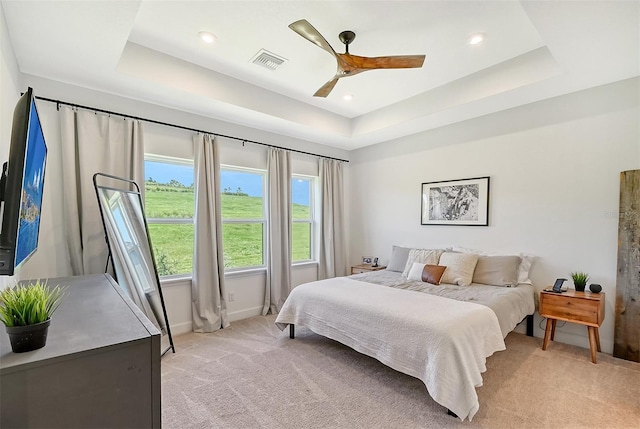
<box><xmin>35</xmin><ymin>96</ymin><xmax>349</xmax><ymax>163</ymax></box>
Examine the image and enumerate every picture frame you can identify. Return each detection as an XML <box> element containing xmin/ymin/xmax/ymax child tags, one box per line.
<box><xmin>421</xmin><ymin>176</ymin><xmax>490</xmax><ymax>226</ymax></box>
<box><xmin>362</xmin><ymin>256</ymin><xmax>373</xmax><ymax>265</ymax></box>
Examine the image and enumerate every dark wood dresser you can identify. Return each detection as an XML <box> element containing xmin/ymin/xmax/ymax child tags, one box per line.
<box><xmin>0</xmin><ymin>274</ymin><xmax>161</xmax><ymax>428</ymax></box>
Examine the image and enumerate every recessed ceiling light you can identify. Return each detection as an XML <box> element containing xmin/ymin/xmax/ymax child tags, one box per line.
<box><xmin>469</xmin><ymin>33</ymin><xmax>484</xmax><ymax>46</ymax></box>
<box><xmin>198</xmin><ymin>31</ymin><xmax>216</xmax><ymax>44</ymax></box>
<box><xmin>343</xmin><ymin>94</ymin><xmax>354</xmax><ymax>101</ymax></box>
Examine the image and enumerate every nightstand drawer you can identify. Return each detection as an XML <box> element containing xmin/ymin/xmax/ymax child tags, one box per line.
<box><xmin>350</xmin><ymin>265</ymin><xmax>386</xmax><ymax>275</ymax></box>
<box><xmin>540</xmin><ymin>291</ymin><xmax>604</xmax><ymax>326</ymax></box>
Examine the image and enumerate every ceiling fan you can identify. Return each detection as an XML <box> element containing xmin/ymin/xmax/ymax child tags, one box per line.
<box><xmin>289</xmin><ymin>19</ymin><xmax>426</xmax><ymax>97</ymax></box>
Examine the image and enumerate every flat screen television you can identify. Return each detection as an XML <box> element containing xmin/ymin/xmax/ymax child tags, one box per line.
<box><xmin>0</xmin><ymin>87</ymin><xmax>47</xmax><ymax>276</ymax></box>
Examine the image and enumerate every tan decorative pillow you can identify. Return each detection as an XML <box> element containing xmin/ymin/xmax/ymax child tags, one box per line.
<box><xmin>473</xmin><ymin>255</ymin><xmax>521</xmax><ymax>287</ymax></box>
<box><xmin>422</xmin><ymin>265</ymin><xmax>447</xmax><ymax>285</ymax></box>
<box><xmin>452</xmin><ymin>246</ymin><xmax>535</xmax><ymax>285</ymax></box>
<box><xmin>439</xmin><ymin>252</ymin><xmax>479</xmax><ymax>286</ymax></box>
<box><xmin>402</xmin><ymin>248</ymin><xmax>445</xmax><ymax>277</ymax></box>
<box><xmin>387</xmin><ymin>246</ymin><xmax>411</xmax><ymax>272</ymax></box>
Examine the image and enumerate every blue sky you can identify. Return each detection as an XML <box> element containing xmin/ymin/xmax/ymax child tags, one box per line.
<box><xmin>144</xmin><ymin>161</ymin><xmax>310</xmax><ymax>205</ymax></box>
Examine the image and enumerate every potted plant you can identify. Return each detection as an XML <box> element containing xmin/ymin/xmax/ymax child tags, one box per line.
<box><xmin>570</xmin><ymin>271</ymin><xmax>589</xmax><ymax>292</ymax></box>
<box><xmin>0</xmin><ymin>280</ymin><xmax>66</xmax><ymax>353</ymax></box>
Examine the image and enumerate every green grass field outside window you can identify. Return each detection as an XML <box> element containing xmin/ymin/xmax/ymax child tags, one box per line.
<box><xmin>145</xmin><ymin>181</ymin><xmax>312</xmax><ymax>276</ymax></box>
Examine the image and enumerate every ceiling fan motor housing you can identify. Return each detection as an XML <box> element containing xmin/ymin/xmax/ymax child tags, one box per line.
<box><xmin>339</xmin><ymin>30</ymin><xmax>356</xmax><ymax>53</ymax></box>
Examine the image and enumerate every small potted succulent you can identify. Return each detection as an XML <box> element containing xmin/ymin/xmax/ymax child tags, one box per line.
<box><xmin>570</xmin><ymin>271</ymin><xmax>589</xmax><ymax>292</ymax></box>
<box><xmin>0</xmin><ymin>280</ymin><xmax>66</xmax><ymax>353</ymax></box>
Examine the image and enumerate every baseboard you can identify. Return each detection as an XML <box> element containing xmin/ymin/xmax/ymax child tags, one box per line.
<box><xmin>228</xmin><ymin>306</ymin><xmax>263</xmax><ymax>322</ymax></box>
<box><xmin>168</xmin><ymin>307</ymin><xmax>264</xmax><ymax>336</ymax></box>
<box><xmin>169</xmin><ymin>321</ymin><xmax>193</xmax><ymax>336</ymax></box>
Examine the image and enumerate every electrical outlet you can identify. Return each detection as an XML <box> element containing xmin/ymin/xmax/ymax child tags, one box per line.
<box><xmin>228</xmin><ymin>292</ymin><xmax>235</xmax><ymax>302</ymax></box>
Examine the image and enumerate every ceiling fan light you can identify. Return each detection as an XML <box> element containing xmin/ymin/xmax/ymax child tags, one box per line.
<box><xmin>343</xmin><ymin>94</ymin><xmax>354</xmax><ymax>101</ymax></box>
<box><xmin>469</xmin><ymin>33</ymin><xmax>484</xmax><ymax>45</ymax></box>
<box><xmin>198</xmin><ymin>31</ymin><xmax>217</xmax><ymax>44</ymax></box>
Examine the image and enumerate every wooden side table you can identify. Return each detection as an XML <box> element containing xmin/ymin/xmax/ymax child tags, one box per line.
<box><xmin>351</xmin><ymin>264</ymin><xmax>387</xmax><ymax>275</ymax></box>
<box><xmin>539</xmin><ymin>289</ymin><xmax>605</xmax><ymax>363</ymax></box>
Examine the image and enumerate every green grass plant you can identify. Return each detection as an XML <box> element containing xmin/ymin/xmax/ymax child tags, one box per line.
<box><xmin>0</xmin><ymin>281</ymin><xmax>67</xmax><ymax>327</ymax></box>
<box><xmin>570</xmin><ymin>271</ymin><xmax>589</xmax><ymax>288</ymax></box>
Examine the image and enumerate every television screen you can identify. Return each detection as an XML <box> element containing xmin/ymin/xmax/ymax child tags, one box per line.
<box><xmin>0</xmin><ymin>88</ymin><xmax>47</xmax><ymax>276</ymax></box>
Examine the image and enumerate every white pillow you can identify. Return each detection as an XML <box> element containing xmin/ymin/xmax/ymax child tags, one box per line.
<box><xmin>452</xmin><ymin>246</ymin><xmax>535</xmax><ymax>285</ymax></box>
<box><xmin>402</xmin><ymin>248</ymin><xmax>445</xmax><ymax>277</ymax></box>
<box><xmin>516</xmin><ymin>255</ymin><xmax>534</xmax><ymax>284</ymax></box>
<box><xmin>439</xmin><ymin>252</ymin><xmax>479</xmax><ymax>286</ymax></box>
<box><xmin>407</xmin><ymin>262</ymin><xmax>426</xmax><ymax>281</ymax></box>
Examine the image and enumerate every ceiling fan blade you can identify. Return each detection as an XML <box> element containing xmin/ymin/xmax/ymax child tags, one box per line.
<box><xmin>340</xmin><ymin>54</ymin><xmax>426</xmax><ymax>70</ymax></box>
<box><xmin>313</xmin><ymin>77</ymin><xmax>340</xmax><ymax>98</ymax></box>
<box><xmin>289</xmin><ymin>19</ymin><xmax>337</xmax><ymax>58</ymax></box>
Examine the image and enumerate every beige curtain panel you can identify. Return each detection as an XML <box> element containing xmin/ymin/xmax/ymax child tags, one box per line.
<box><xmin>319</xmin><ymin>158</ymin><xmax>347</xmax><ymax>279</ymax></box>
<box><xmin>264</xmin><ymin>147</ymin><xmax>292</xmax><ymax>315</ymax></box>
<box><xmin>192</xmin><ymin>134</ymin><xmax>229</xmax><ymax>332</ymax></box>
<box><xmin>59</xmin><ymin>106</ymin><xmax>144</xmax><ymax>276</ymax></box>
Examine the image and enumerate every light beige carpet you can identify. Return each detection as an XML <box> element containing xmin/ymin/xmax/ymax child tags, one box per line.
<box><xmin>161</xmin><ymin>315</ymin><xmax>640</xmax><ymax>428</ymax></box>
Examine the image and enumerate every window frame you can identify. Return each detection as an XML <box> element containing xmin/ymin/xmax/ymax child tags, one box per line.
<box><xmin>291</xmin><ymin>174</ymin><xmax>316</xmax><ymax>264</ymax></box>
<box><xmin>144</xmin><ymin>154</ymin><xmax>195</xmax><ymax>279</ymax></box>
<box><xmin>220</xmin><ymin>164</ymin><xmax>267</xmax><ymax>273</ymax></box>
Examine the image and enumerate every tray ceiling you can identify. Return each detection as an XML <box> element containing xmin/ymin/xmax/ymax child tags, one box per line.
<box><xmin>2</xmin><ymin>1</ymin><xmax>638</xmax><ymax>150</ymax></box>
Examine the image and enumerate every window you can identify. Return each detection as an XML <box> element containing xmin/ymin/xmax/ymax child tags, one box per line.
<box><xmin>292</xmin><ymin>175</ymin><xmax>314</xmax><ymax>262</ymax></box>
<box><xmin>221</xmin><ymin>167</ymin><xmax>266</xmax><ymax>270</ymax></box>
<box><xmin>144</xmin><ymin>156</ymin><xmax>194</xmax><ymax>277</ymax></box>
<box><xmin>144</xmin><ymin>160</ymin><xmax>314</xmax><ymax>275</ymax></box>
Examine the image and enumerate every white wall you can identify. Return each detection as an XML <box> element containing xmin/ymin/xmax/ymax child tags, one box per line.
<box><xmin>0</xmin><ymin>2</ymin><xmax>21</xmax><ymax>289</ymax></box>
<box><xmin>8</xmin><ymin>41</ymin><xmax>637</xmax><ymax>354</ymax></box>
<box><xmin>16</xmin><ymin>74</ymin><xmax>348</xmax><ymax>335</ymax></box>
<box><xmin>348</xmin><ymin>77</ymin><xmax>640</xmax><ymax>354</ymax></box>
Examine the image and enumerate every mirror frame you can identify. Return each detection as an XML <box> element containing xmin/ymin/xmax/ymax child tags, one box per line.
<box><xmin>93</xmin><ymin>172</ymin><xmax>175</xmax><ymax>356</ymax></box>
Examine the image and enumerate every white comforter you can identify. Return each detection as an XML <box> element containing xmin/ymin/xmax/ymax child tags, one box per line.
<box><xmin>275</xmin><ymin>277</ymin><xmax>506</xmax><ymax>421</ymax></box>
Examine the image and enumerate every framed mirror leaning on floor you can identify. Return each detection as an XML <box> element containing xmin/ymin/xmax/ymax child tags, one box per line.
<box><xmin>93</xmin><ymin>172</ymin><xmax>175</xmax><ymax>356</ymax></box>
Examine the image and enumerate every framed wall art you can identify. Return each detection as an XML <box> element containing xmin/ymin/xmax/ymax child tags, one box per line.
<box><xmin>421</xmin><ymin>176</ymin><xmax>490</xmax><ymax>226</ymax></box>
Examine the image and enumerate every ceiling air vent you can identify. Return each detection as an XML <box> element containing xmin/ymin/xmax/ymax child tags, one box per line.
<box><xmin>251</xmin><ymin>49</ymin><xmax>287</xmax><ymax>71</ymax></box>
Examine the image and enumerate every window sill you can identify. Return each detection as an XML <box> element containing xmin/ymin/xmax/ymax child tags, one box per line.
<box><xmin>224</xmin><ymin>261</ymin><xmax>318</xmax><ymax>277</ymax></box>
<box><xmin>292</xmin><ymin>260</ymin><xmax>318</xmax><ymax>268</ymax></box>
<box><xmin>159</xmin><ymin>261</ymin><xmax>319</xmax><ymax>283</ymax></box>
<box><xmin>225</xmin><ymin>267</ymin><xmax>267</xmax><ymax>278</ymax></box>
<box><xmin>159</xmin><ymin>274</ymin><xmax>192</xmax><ymax>288</ymax></box>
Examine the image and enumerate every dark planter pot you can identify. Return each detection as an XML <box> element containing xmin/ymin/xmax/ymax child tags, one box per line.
<box><xmin>574</xmin><ymin>284</ymin><xmax>586</xmax><ymax>292</ymax></box>
<box><xmin>5</xmin><ymin>319</ymin><xmax>51</xmax><ymax>353</ymax></box>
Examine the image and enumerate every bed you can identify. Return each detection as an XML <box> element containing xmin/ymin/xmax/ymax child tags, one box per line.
<box><xmin>274</xmin><ymin>251</ymin><xmax>536</xmax><ymax>421</ymax></box>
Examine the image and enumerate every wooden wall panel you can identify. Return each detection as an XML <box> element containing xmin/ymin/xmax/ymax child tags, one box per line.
<box><xmin>614</xmin><ymin>169</ymin><xmax>640</xmax><ymax>362</ymax></box>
